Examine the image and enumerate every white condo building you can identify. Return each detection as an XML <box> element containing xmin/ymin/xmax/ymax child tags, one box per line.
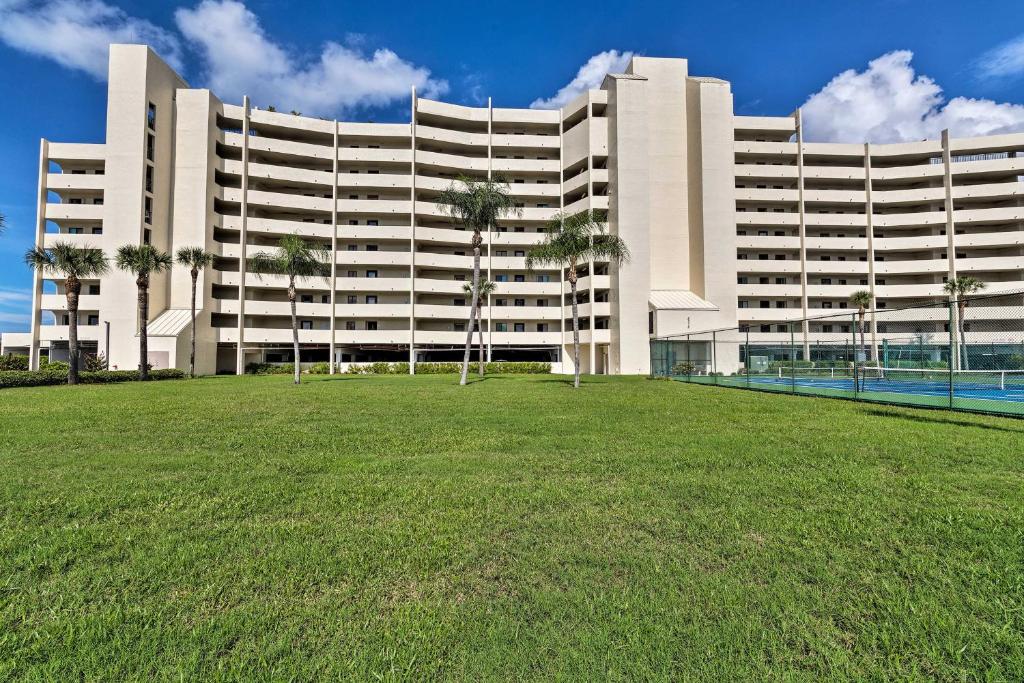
<box><xmin>3</xmin><ymin>45</ymin><xmax>1023</xmax><ymax>375</ymax></box>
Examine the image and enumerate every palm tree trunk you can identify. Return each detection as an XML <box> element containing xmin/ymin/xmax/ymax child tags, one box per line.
<box><xmin>138</xmin><ymin>275</ymin><xmax>150</xmax><ymax>381</ymax></box>
<box><xmin>65</xmin><ymin>276</ymin><xmax>80</xmax><ymax>385</ymax></box>
<box><xmin>569</xmin><ymin>262</ymin><xmax>581</xmax><ymax>389</ymax></box>
<box><xmin>189</xmin><ymin>269</ymin><xmax>198</xmax><ymax>378</ymax></box>
<box><xmin>289</xmin><ymin>277</ymin><xmax>300</xmax><ymax>385</ymax></box>
<box><xmin>477</xmin><ymin>297</ymin><xmax>485</xmax><ymax>377</ymax></box>
<box><xmin>460</xmin><ymin>231</ymin><xmax>482</xmax><ymax>386</ymax></box>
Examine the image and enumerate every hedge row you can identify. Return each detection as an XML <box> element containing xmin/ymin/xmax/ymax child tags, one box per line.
<box><xmin>347</xmin><ymin>361</ymin><xmax>551</xmax><ymax>375</ymax></box>
<box><xmin>245</xmin><ymin>362</ymin><xmax>332</xmax><ymax>375</ymax></box>
<box><xmin>0</xmin><ymin>354</ymin><xmax>29</xmax><ymax>371</ymax></box>
<box><xmin>0</xmin><ymin>367</ymin><xmax>185</xmax><ymax>389</ymax></box>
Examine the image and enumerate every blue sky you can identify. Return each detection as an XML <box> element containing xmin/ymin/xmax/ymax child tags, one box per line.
<box><xmin>2</xmin><ymin>0</ymin><xmax>1023</xmax><ymax>332</ymax></box>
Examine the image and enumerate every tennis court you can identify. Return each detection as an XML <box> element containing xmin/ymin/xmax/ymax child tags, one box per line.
<box><xmin>747</xmin><ymin>367</ymin><xmax>1024</xmax><ymax>405</ymax></box>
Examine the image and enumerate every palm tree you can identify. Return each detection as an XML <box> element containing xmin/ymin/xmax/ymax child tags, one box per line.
<box><xmin>24</xmin><ymin>242</ymin><xmax>108</xmax><ymax>384</ymax></box>
<box><xmin>437</xmin><ymin>176</ymin><xmax>520</xmax><ymax>385</ymax></box>
<box><xmin>115</xmin><ymin>244</ymin><xmax>173</xmax><ymax>380</ymax></box>
<box><xmin>175</xmin><ymin>246</ymin><xmax>217</xmax><ymax>378</ymax></box>
<box><xmin>943</xmin><ymin>276</ymin><xmax>986</xmax><ymax>370</ymax></box>
<box><xmin>848</xmin><ymin>290</ymin><xmax>873</xmax><ymax>390</ymax></box>
<box><xmin>463</xmin><ymin>278</ymin><xmax>496</xmax><ymax>377</ymax></box>
<box><xmin>527</xmin><ymin>210</ymin><xmax>630</xmax><ymax>389</ymax></box>
<box><xmin>248</xmin><ymin>234</ymin><xmax>330</xmax><ymax>385</ymax></box>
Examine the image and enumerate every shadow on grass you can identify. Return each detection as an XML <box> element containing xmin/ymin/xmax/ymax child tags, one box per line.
<box><xmin>861</xmin><ymin>408</ymin><xmax>1024</xmax><ymax>433</ymax></box>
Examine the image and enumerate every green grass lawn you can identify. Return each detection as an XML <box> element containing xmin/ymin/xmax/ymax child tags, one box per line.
<box><xmin>1</xmin><ymin>374</ymin><xmax>1022</xmax><ymax>680</ymax></box>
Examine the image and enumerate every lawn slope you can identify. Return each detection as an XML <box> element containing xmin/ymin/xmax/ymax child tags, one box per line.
<box><xmin>1</xmin><ymin>375</ymin><xmax>1021</xmax><ymax>680</ymax></box>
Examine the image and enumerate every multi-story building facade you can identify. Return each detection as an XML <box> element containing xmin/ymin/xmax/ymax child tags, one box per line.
<box><xmin>3</xmin><ymin>45</ymin><xmax>1023</xmax><ymax>375</ymax></box>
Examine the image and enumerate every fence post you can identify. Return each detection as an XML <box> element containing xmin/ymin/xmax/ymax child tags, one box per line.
<box><xmin>852</xmin><ymin>313</ymin><xmax>860</xmax><ymax>398</ymax></box>
<box><xmin>790</xmin><ymin>323</ymin><xmax>796</xmax><ymax>394</ymax></box>
<box><xmin>948</xmin><ymin>301</ymin><xmax>955</xmax><ymax>409</ymax></box>
<box><xmin>746</xmin><ymin>327</ymin><xmax>751</xmax><ymax>389</ymax></box>
<box><xmin>685</xmin><ymin>334</ymin><xmax>691</xmax><ymax>379</ymax></box>
<box><xmin>712</xmin><ymin>330</ymin><xmax>717</xmax><ymax>384</ymax></box>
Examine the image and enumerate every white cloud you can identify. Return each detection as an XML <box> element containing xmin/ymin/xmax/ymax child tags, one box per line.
<box><xmin>976</xmin><ymin>34</ymin><xmax>1024</xmax><ymax>80</ymax></box>
<box><xmin>0</xmin><ymin>0</ymin><xmax>182</xmax><ymax>79</ymax></box>
<box><xmin>174</xmin><ymin>0</ymin><xmax>447</xmax><ymax>116</ymax></box>
<box><xmin>801</xmin><ymin>50</ymin><xmax>1024</xmax><ymax>143</ymax></box>
<box><xmin>530</xmin><ymin>49</ymin><xmax>633</xmax><ymax>110</ymax></box>
<box><xmin>0</xmin><ymin>288</ymin><xmax>31</xmax><ymax>305</ymax></box>
<box><xmin>0</xmin><ymin>288</ymin><xmax>31</xmax><ymax>332</ymax></box>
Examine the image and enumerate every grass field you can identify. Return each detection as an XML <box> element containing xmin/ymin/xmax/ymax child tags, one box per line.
<box><xmin>1</xmin><ymin>374</ymin><xmax>1022</xmax><ymax>680</ymax></box>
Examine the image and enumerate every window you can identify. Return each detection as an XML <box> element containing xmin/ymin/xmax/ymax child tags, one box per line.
<box><xmin>300</xmin><ymin>294</ymin><xmax>313</xmax><ymax>303</ymax></box>
<box><xmin>495</xmin><ymin>275</ymin><xmax>508</xmax><ymax>282</ymax></box>
<box><xmin>760</xmin><ymin>325</ymin><xmax>771</xmax><ymax>333</ymax></box>
<box><xmin>738</xmin><ymin>276</ymin><xmax>748</xmax><ymax>284</ymax></box>
<box><xmin>775</xmin><ymin>277</ymin><xmax>786</xmax><ymax>284</ymax></box>
<box><xmin>147</xmin><ymin>103</ymin><xmax>157</xmax><ymax>130</ymax></box>
<box><xmin>365</xmin><ymin>321</ymin><xmax>377</xmax><ymax>330</ymax></box>
<box><xmin>300</xmin><ymin>320</ymin><xmax>313</xmax><ymax>330</ymax></box>
<box><xmin>348</xmin><ymin>245</ymin><xmax>358</xmax><ymax>251</ymax></box>
<box><xmin>514</xmin><ymin>250</ymin><xmax>525</xmax><ymax>257</ymax></box>
<box><xmin>88</xmin><ymin>284</ymin><xmax>100</xmax><ymax>295</ymax></box>
<box><xmin>68</xmin><ymin>227</ymin><xmax>84</xmax><ymax>235</ymax></box>
<box><xmin>495</xmin><ymin>250</ymin><xmax>508</xmax><ymax>257</ymax></box>
<box><xmin>347</xmin><ymin>295</ymin><xmax>357</xmax><ymax>304</ymax></box>
<box><xmin>91</xmin><ymin>227</ymin><xmax>103</xmax><ymax>235</ymax></box>
<box><xmin>345</xmin><ymin>321</ymin><xmax>356</xmax><ymax>330</ymax></box>
<box><xmin>775</xmin><ymin>301</ymin><xmax>786</xmax><ymax>309</ymax></box>
<box><xmin>495</xmin><ymin>322</ymin><xmax>507</xmax><ymax>332</ymax></box>
<box><xmin>514</xmin><ymin>226</ymin><xmax>525</xmax><ymax>233</ymax></box>
<box><xmin>366</xmin><ymin>270</ymin><xmax>377</xmax><ymax>278</ymax></box>
<box><xmin>514</xmin><ymin>299</ymin><xmax>525</xmax><ymax>307</ymax></box>
<box><xmin>143</xmin><ymin>228</ymin><xmax>152</xmax><ymax>245</ymax></box>
<box><xmin>537</xmin><ymin>274</ymin><xmax>550</xmax><ymax>283</ymax></box>
<box><xmin>347</xmin><ymin>270</ymin><xmax>357</xmax><ymax>277</ymax></box>
<box><xmin>739</xmin><ymin>301</ymin><xmax>749</xmax><ymax>308</ymax></box>
<box><xmin>514</xmin><ymin>323</ymin><xmax>525</xmax><ymax>332</ymax></box>
<box><xmin>759</xmin><ymin>301</ymin><xmax>769</xmax><ymax>309</ymax></box>
<box><xmin>146</xmin><ymin>134</ymin><xmax>154</xmax><ymax>161</ymax></box>
<box><xmin>144</xmin><ymin>197</ymin><xmax>153</xmax><ymax>224</ymax></box>
<box><xmin>145</xmin><ymin>166</ymin><xmax>153</xmax><ymax>193</ymax></box>
<box><xmin>87</xmin><ymin>314</ymin><xmax>99</xmax><ymax>326</ymax></box>
<box><xmin>454</xmin><ymin>322</ymin><xmax>465</xmax><ymax>332</ymax></box>
<box><xmin>367</xmin><ymin>220</ymin><xmax>378</xmax><ymax>226</ymax></box>
<box><xmin>69</xmin><ymin>198</ymin><xmax>82</xmax><ymax>205</ymax></box>
<box><xmin>365</xmin><ymin>295</ymin><xmax>377</xmax><ymax>304</ymax></box>
<box><xmin>321</xmin><ymin>294</ymin><xmax>329</xmax><ymax>304</ymax></box>
<box><xmin>537</xmin><ymin>323</ymin><xmax>548</xmax><ymax>332</ymax></box>
<box><xmin>514</xmin><ymin>275</ymin><xmax>525</xmax><ymax>283</ymax></box>
<box><xmin>454</xmin><ymin>298</ymin><xmax>466</xmax><ymax>306</ymax></box>
<box><xmin>495</xmin><ymin>299</ymin><xmax>507</xmax><ymax>307</ymax></box>
<box><xmin>348</xmin><ymin>220</ymin><xmax>358</xmax><ymax>226</ymax></box>
<box><xmin>822</xmin><ymin>325</ymin><xmax>833</xmax><ymax>333</ymax></box>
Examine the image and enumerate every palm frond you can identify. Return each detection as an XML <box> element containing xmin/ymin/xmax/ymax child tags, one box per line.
<box><xmin>247</xmin><ymin>234</ymin><xmax>330</xmax><ymax>282</ymax></box>
<box><xmin>526</xmin><ymin>210</ymin><xmax>629</xmax><ymax>272</ymax></box>
<box><xmin>176</xmin><ymin>245</ymin><xmax>216</xmax><ymax>269</ymax></box>
<box><xmin>436</xmin><ymin>176</ymin><xmax>521</xmax><ymax>233</ymax></box>
<box><xmin>114</xmin><ymin>244</ymin><xmax>173</xmax><ymax>276</ymax></box>
<box><xmin>24</xmin><ymin>242</ymin><xmax>108</xmax><ymax>278</ymax></box>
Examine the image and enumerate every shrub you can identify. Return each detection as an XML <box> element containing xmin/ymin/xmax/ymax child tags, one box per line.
<box><xmin>245</xmin><ymin>362</ymin><xmax>294</xmax><ymax>375</ymax></box>
<box><xmin>0</xmin><ymin>367</ymin><xmax>184</xmax><ymax>389</ymax></box>
<box><xmin>84</xmin><ymin>353</ymin><xmax>107</xmax><ymax>372</ymax></box>
<box><xmin>307</xmin><ymin>362</ymin><xmax>332</xmax><ymax>375</ymax></box>
<box><xmin>347</xmin><ymin>361</ymin><xmax>550</xmax><ymax>375</ymax></box>
<box><xmin>0</xmin><ymin>354</ymin><xmax>29</xmax><ymax>371</ymax></box>
<box><xmin>671</xmin><ymin>362</ymin><xmax>696</xmax><ymax>375</ymax></box>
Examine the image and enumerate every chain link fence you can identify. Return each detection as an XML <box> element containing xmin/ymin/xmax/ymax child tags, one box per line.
<box><xmin>651</xmin><ymin>290</ymin><xmax>1024</xmax><ymax>418</ymax></box>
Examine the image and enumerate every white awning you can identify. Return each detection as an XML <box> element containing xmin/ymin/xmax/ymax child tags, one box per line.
<box><xmin>147</xmin><ymin>308</ymin><xmax>194</xmax><ymax>337</ymax></box>
<box><xmin>648</xmin><ymin>290</ymin><xmax>718</xmax><ymax>311</ymax></box>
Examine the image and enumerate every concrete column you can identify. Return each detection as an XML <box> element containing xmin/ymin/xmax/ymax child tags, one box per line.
<box><xmin>941</xmin><ymin>129</ymin><xmax>958</xmax><ymax>281</ymax></box>
<box><xmin>486</xmin><ymin>97</ymin><xmax>493</xmax><ymax>364</ymax></box>
<box><xmin>864</xmin><ymin>143</ymin><xmax>879</xmax><ymax>362</ymax></box>
<box><xmin>28</xmin><ymin>139</ymin><xmax>49</xmax><ymax>371</ymax></box>
<box><xmin>329</xmin><ymin>120</ymin><xmax>339</xmax><ymax>372</ymax></box>
<box><xmin>795</xmin><ymin>109</ymin><xmax>810</xmax><ymax>359</ymax></box>
<box><xmin>234</xmin><ymin>96</ymin><xmax>250</xmax><ymax>374</ymax></box>
<box><xmin>408</xmin><ymin>87</ymin><xmax>417</xmax><ymax>372</ymax></box>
